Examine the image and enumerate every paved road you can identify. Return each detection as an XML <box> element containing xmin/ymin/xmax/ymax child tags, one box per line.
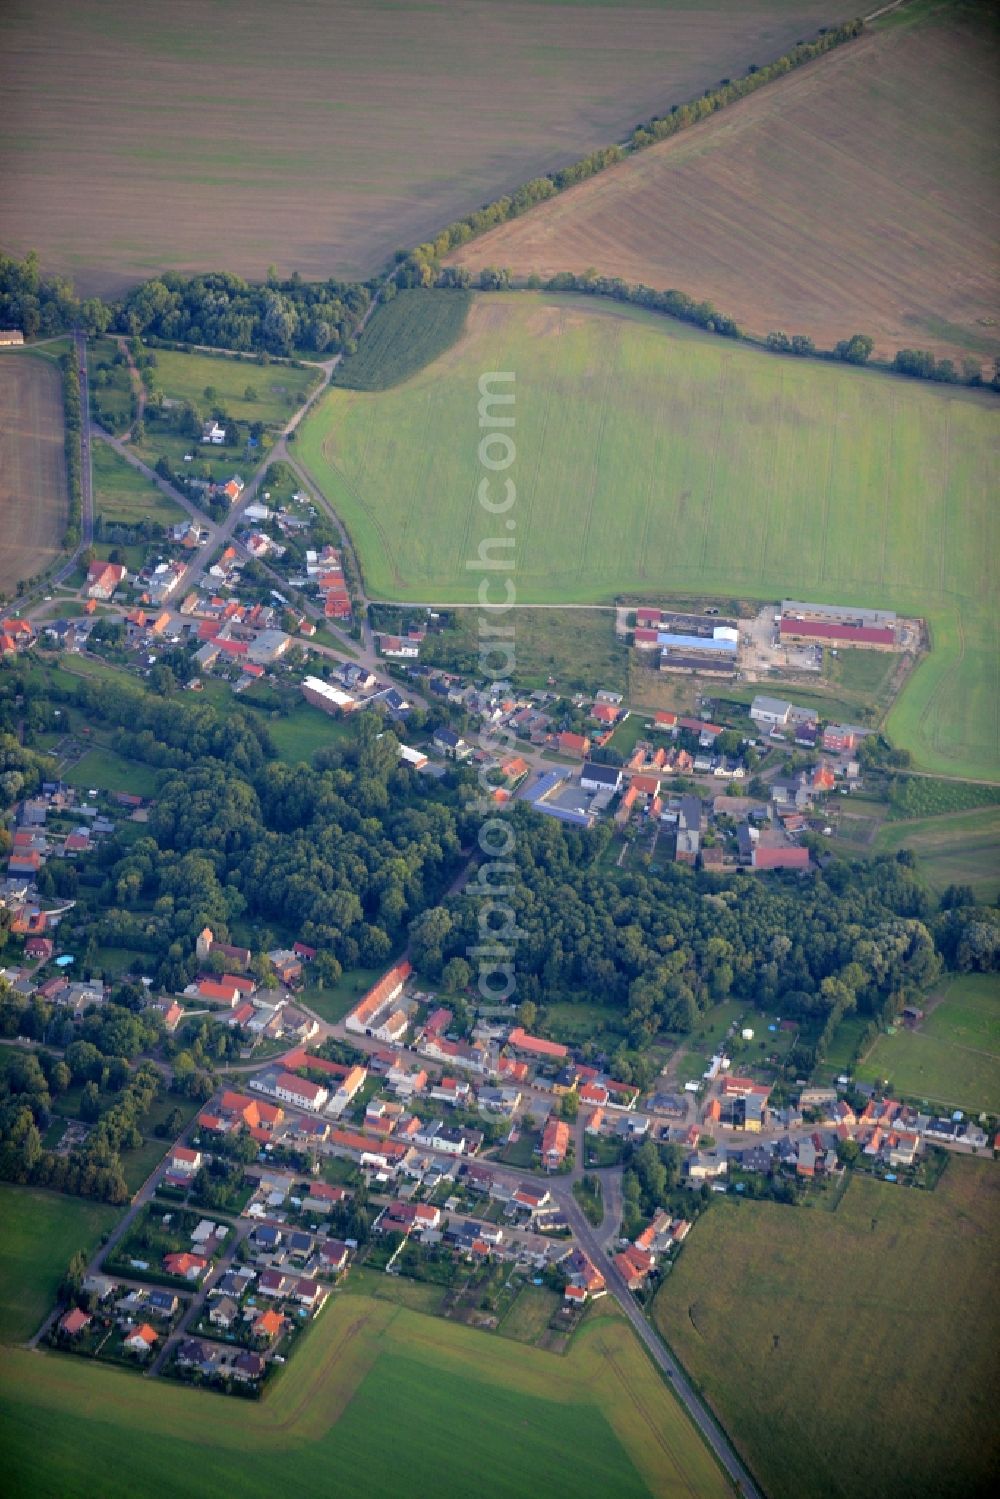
<box><xmin>28</xmin><ymin>1150</ymin><xmax>165</xmax><ymax>1349</ymax></box>
<box><xmin>559</xmin><ymin>1188</ymin><xmax>763</xmax><ymax>1499</ymax></box>
<box><xmin>147</xmin><ymin>1218</ymin><xmax>253</xmax><ymax>1377</ymax></box>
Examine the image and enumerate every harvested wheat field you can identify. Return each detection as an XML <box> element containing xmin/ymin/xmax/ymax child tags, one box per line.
<box><xmin>0</xmin><ymin>354</ymin><xmax>68</xmax><ymax>593</ymax></box>
<box><xmin>0</xmin><ymin>0</ymin><xmax>845</xmax><ymax>294</ymax></box>
<box><xmin>449</xmin><ymin>0</ymin><xmax>1000</xmax><ymax>367</ymax></box>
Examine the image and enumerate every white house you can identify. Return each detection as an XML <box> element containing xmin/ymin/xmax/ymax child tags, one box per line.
<box><xmin>201</xmin><ymin>420</ymin><xmax>226</xmax><ymax>445</ymax></box>
<box><xmin>580</xmin><ymin>762</ymin><xmax>622</xmax><ymax>793</ymax></box>
<box><xmin>749</xmin><ymin>695</ymin><xmax>792</xmax><ymax>729</ymax></box>
<box><xmin>168</xmin><ymin>1146</ymin><xmax>202</xmax><ymax>1175</ymax></box>
<box><xmin>273</xmin><ymin>1071</ymin><xmax>329</xmax><ymax>1112</ymax></box>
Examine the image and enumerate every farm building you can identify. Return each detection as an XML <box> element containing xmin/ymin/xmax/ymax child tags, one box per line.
<box><xmin>0</xmin><ymin>330</ymin><xmax>24</xmax><ymax>346</ymax></box>
<box><xmin>779</xmin><ymin>600</ymin><xmax>897</xmax><ymax>650</ymax></box>
<box><xmin>301</xmin><ymin>676</ymin><xmax>356</xmax><ymax>715</ymax></box>
<box><xmin>661</xmin><ymin>649</ymin><xmax>736</xmax><ymax>678</ymax></box>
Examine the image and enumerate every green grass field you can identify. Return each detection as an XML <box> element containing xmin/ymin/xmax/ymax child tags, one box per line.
<box><xmin>0</xmin><ymin>1185</ymin><xmax>121</xmax><ymax>1344</ymax></box>
<box><xmin>63</xmin><ymin>746</ymin><xmax>164</xmax><ymax>799</ymax></box>
<box><xmin>856</xmin><ymin>974</ymin><xmax>999</xmax><ymax>1111</ymax></box>
<box><xmin>336</xmin><ymin>289</ymin><xmax>471</xmax><ymax>390</ymax></box>
<box><xmin>872</xmin><ymin>806</ymin><xmax>1000</xmax><ymax>902</ymax></box>
<box><xmin>498</xmin><ymin>1283</ymin><xmax>563</xmax><ymax>1343</ymax></box>
<box><xmin>654</xmin><ymin>1158</ymin><xmax>1000</xmax><ymax>1499</ymax></box>
<box><xmin>92</xmin><ymin>439</ymin><xmax>186</xmax><ymax>529</ymax></box>
<box><xmin>297</xmin><ymin>293</ymin><xmax>999</xmax><ymax>779</ymax></box>
<box><xmin>147</xmin><ymin>346</ymin><xmax>320</xmax><ymax>427</ymax></box>
<box><xmin>0</xmin><ymin>1295</ymin><xmax>728</xmax><ymax>1499</ymax></box>
<box><xmin>423</xmin><ymin>603</ymin><xmax>627</xmax><ymax>695</ymax></box>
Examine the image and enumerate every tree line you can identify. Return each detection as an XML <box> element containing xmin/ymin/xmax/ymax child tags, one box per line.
<box><xmin>397</xmin><ymin>21</ymin><xmax>863</xmax><ymax>289</ymax></box>
<box><xmin>429</xmin><ymin>269</ymin><xmax>1000</xmax><ymax>391</ymax></box>
<box><xmin>58</xmin><ymin>352</ymin><xmax>83</xmax><ymax>547</ymax></box>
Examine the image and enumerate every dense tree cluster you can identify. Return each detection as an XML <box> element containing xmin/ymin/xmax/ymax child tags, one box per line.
<box><xmin>0</xmin><ymin>988</ymin><xmax>163</xmax><ymax>1203</ymax></box>
<box><xmin>410</xmin><ymin>808</ymin><xmax>944</xmax><ymax>1071</ymax></box>
<box><xmin>0</xmin><ymin>255</ymin><xmax>369</xmax><ymax>358</ymax></box>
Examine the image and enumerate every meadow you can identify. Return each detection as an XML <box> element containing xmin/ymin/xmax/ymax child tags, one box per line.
<box><xmin>423</xmin><ymin>605</ymin><xmax>626</xmax><ymax>695</ymax></box>
<box><xmin>449</xmin><ymin>0</ymin><xmax>1000</xmax><ymax>369</ymax></box>
<box><xmin>0</xmin><ymin>1295</ymin><xmax>729</xmax><ymax>1499</ymax></box>
<box><xmin>856</xmin><ymin>974</ymin><xmax>999</xmax><ymax>1112</ymax></box>
<box><xmin>336</xmin><ymin>290</ymin><xmax>472</xmax><ymax>391</ymax></box>
<box><xmin>0</xmin><ymin>0</ymin><xmax>843</xmax><ymax>293</ymax></box>
<box><xmin>654</xmin><ymin>1158</ymin><xmax>1000</xmax><ymax>1499</ymax></box>
<box><xmin>0</xmin><ymin>1185</ymin><xmax>121</xmax><ymax>1344</ymax></box>
<box><xmin>63</xmin><ymin>746</ymin><xmax>165</xmax><ymax>800</ymax></box>
<box><xmin>872</xmin><ymin>807</ymin><xmax>1000</xmax><ymax>902</ymax></box>
<box><xmin>147</xmin><ymin>346</ymin><xmax>319</xmax><ymax>427</ymax></box>
<box><xmin>92</xmin><ymin>439</ymin><xmax>186</xmax><ymax>530</ymax></box>
<box><xmin>0</xmin><ymin>353</ymin><xmax>68</xmax><ymax>593</ymax></box>
<box><xmin>297</xmin><ymin>292</ymin><xmax>1000</xmax><ymax>778</ymax></box>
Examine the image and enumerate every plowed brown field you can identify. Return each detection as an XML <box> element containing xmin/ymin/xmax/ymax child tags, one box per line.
<box><xmin>0</xmin><ymin>0</ymin><xmax>845</xmax><ymax>294</ymax></box>
<box><xmin>449</xmin><ymin>3</ymin><xmax>1000</xmax><ymax>366</ymax></box>
<box><xmin>0</xmin><ymin>355</ymin><xmax>68</xmax><ymax>593</ymax></box>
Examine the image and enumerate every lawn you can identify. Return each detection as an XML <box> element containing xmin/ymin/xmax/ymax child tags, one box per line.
<box><xmin>255</xmin><ymin>700</ymin><xmax>355</xmax><ymax>766</ymax></box>
<box><xmin>498</xmin><ymin>1282</ymin><xmax>563</xmax><ymax>1343</ymax></box>
<box><xmin>300</xmin><ymin>965</ymin><xmax>388</xmax><ymax>1026</ymax></box>
<box><xmin>0</xmin><ymin>0</ymin><xmax>842</xmax><ymax>293</ymax></box>
<box><xmin>0</xmin><ymin>1185</ymin><xmax>121</xmax><ymax>1344</ymax></box>
<box><xmin>542</xmin><ymin>1000</ymin><xmax>626</xmax><ymax>1051</ymax></box>
<box><xmin>654</xmin><ymin>1158</ymin><xmax>1000</xmax><ymax>1499</ymax></box>
<box><xmin>0</xmin><ymin>1294</ymin><xmax>729</xmax><ymax>1499</ymax></box>
<box><xmin>0</xmin><ymin>351</ymin><xmax>68</xmax><ymax>593</ymax></box>
<box><xmin>448</xmin><ymin>1</ymin><xmax>1000</xmax><ymax>370</ymax></box>
<box><xmin>91</xmin><ymin>439</ymin><xmax>186</xmax><ymax>529</ymax></box>
<box><xmin>856</xmin><ymin>974</ymin><xmax>1000</xmax><ymax>1113</ymax></box>
<box><xmin>335</xmin><ymin>289</ymin><xmax>471</xmax><ymax>390</ymax></box>
<box><xmin>297</xmin><ymin>292</ymin><xmax>998</xmax><ymax>779</ymax></box>
<box><xmin>63</xmin><ymin>746</ymin><xmax>164</xmax><ymax>799</ymax></box>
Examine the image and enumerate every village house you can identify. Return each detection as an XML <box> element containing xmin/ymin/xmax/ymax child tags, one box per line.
<box><xmin>86</xmin><ymin>561</ymin><xmax>128</xmax><ymax>600</ymax></box>
<box><xmin>540</xmin><ymin>1116</ymin><xmax>570</xmax><ymax>1169</ymax></box>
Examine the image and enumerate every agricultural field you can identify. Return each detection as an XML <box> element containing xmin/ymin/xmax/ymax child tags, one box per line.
<box><xmin>0</xmin><ymin>353</ymin><xmax>68</xmax><ymax>593</ymax></box>
<box><xmin>654</xmin><ymin>1158</ymin><xmax>1000</xmax><ymax>1499</ymax></box>
<box><xmin>92</xmin><ymin>440</ymin><xmax>186</xmax><ymax>530</ymax></box>
<box><xmin>1</xmin><ymin>0</ymin><xmax>844</xmax><ymax>294</ymax></box>
<box><xmin>0</xmin><ymin>1185</ymin><xmax>121</xmax><ymax>1344</ymax></box>
<box><xmin>449</xmin><ymin>0</ymin><xmax>1000</xmax><ymax>369</ymax></box>
<box><xmin>0</xmin><ymin>1295</ymin><xmax>729</xmax><ymax>1499</ymax></box>
<box><xmin>888</xmin><ymin>775</ymin><xmax>1000</xmax><ymax>820</ymax></box>
<box><xmin>336</xmin><ymin>290</ymin><xmax>472</xmax><ymax>390</ymax></box>
<box><xmin>297</xmin><ymin>292</ymin><xmax>999</xmax><ymax>778</ymax></box>
<box><xmin>856</xmin><ymin>974</ymin><xmax>1000</xmax><ymax>1112</ymax></box>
